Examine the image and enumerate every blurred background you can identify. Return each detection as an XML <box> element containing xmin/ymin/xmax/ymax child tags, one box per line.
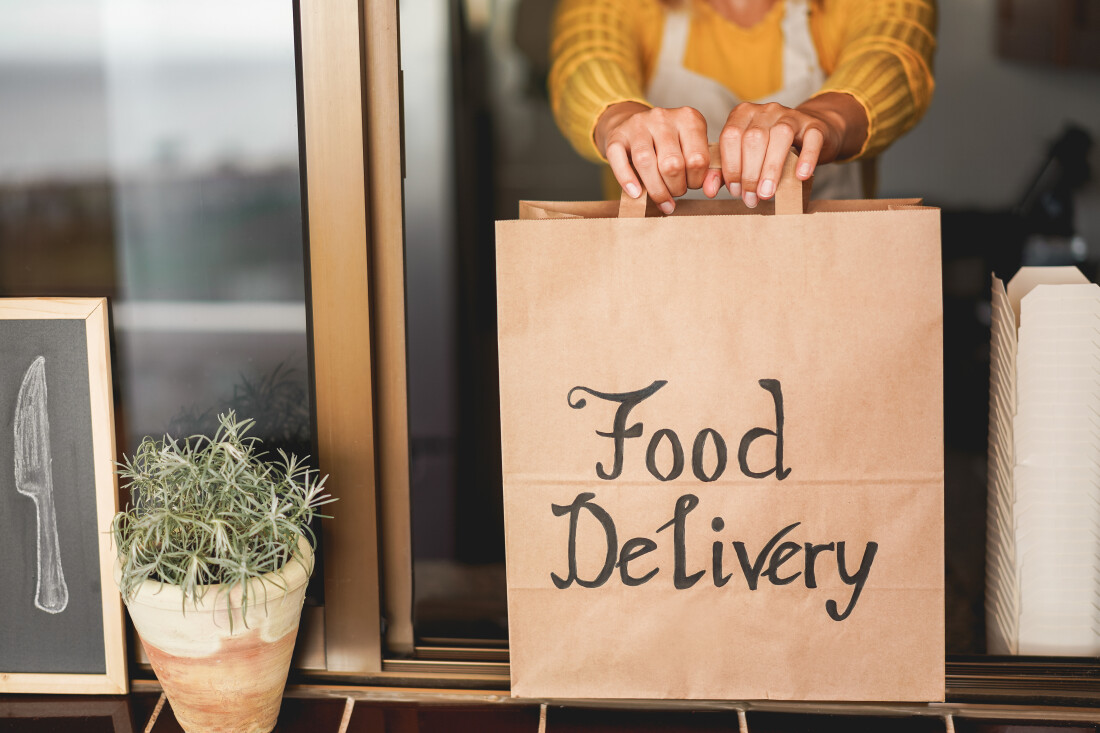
<box><xmin>1</xmin><ymin>0</ymin><xmax>1098</xmax><ymax>657</ymax></box>
<box><xmin>0</xmin><ymin>0</ymin><xmax>311</xmax><ymax>452</ymax></box>
<box><xmin>0</xmin><ymin>0</ymin><xmax>317</xmax><ymax>607</ymax></box>
<box><xmin>399</xmin><ymin>0</ymin><xmax>1100</xmax><ymax>653</ymax></box>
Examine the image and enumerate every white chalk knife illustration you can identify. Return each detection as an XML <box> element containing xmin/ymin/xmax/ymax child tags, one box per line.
<box><xmin>14</xmin><ymin>355</ymin><xmax>68</xmax><ymax>614</ymax></box>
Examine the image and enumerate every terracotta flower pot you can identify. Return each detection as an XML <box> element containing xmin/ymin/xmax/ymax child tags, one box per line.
<box><xmin>115</xmin><ymin>536</ymin><xmax>314</xmax><ymax>733</ymax></box>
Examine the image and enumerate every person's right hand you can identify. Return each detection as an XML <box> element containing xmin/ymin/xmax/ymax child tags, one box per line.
<box><xmin>595</xmin><ymin>102</ymin><xmax>724</xmax><ymax>214</ymax></box>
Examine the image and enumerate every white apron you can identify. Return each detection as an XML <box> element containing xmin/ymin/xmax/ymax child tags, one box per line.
<box><xmin>646</xmin><ymin>0</ymin><xmax>862</xmax><ymax>200</ymax></box>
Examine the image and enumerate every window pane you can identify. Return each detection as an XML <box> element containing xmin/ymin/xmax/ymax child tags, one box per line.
<box><xmin>0</xmin><ymin>0</ymin><xmax>316</xmax><ymax>584</ymax></box>
<box><xmin>400</xmin><ymin>0</ymin><xmax>1095</xmax><ymax>667</ymax></box>
<box><xmin>401</xmin><ymin>0</ymin><xmax>603</xmax><ymax>643</ymax></box>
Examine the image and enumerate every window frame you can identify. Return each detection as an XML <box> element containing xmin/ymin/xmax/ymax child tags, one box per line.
<box><xmin>297</xmin><ymin>0</ymin><xmax>389</xmax><ymax>673</ymax></box>
<box><xmin>303</xmin><ymin>0</ymin><xmax>1100</xmax><ymax>706</ymax></box>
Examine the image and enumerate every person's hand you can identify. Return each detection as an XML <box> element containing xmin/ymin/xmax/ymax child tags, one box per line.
<box><xmin>718</xmin><ymin>92</ymin><xmax>868</xmax><ymax>208</ymax></box>
<box><xmin>595</xmin><ymin>102</ymin><xmax>725</xmax><ymax>214</ymax></box>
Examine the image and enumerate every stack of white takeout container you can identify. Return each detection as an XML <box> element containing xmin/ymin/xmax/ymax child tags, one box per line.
<box><xmin>988</xmin><ymin>268</ymin><xmax>1100</xmax><ymax>656</ymax></box>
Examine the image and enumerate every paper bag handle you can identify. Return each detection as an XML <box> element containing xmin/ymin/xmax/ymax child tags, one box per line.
<box><xmin>618</xmin><ymin>145</ymin><xmax>811</xmax><ymax>218</ymax></box>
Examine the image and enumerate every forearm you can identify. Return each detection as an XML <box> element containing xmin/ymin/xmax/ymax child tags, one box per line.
<box><xmin>796</xmin><ymin>92</ymin><xmax>869</xmax><ymax>162</ymax></box>
<box><xmin>549</xmin><ymin>0</ymin><xmax>654</xmax><ymax>162</ymax></box>
<box><xmin>815</xmin><ymin>0</ymin><xmax>936</xmax><ymax>158</ymax></box>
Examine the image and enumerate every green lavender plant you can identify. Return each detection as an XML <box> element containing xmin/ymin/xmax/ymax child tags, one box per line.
<box><xmin>111</xmin><ymin>410</ymin><xmax>334</xmax><ymax>617</ymax></box>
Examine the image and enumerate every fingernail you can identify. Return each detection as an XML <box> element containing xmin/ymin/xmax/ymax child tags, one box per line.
<box><xmin>659</xmin><ymin>201</ymin><xmax>675</xmax><ymax>215</ymax></box>
<box><xmin>798</xmin><ymin>163</ymin><xmax>811</xmax><ymax>178</ymax></box>
<box><xmin>759</xmin><ymin>179</ymin><xmax>775</xmax><ymax>198</ymax></box>
<box><xmin>626</xmin><ymin>183</ymin><xmax>641</xmax><ymax>199</ymax></box>
<box><xmin>743</xmin><ymin>192</ymin><xmax>758</xmax><ymax>208</ymax></box>
<box><xmin>728</xmin><ymin>182</ymin><xmax>741</xmax><ymax>197</ymax></box>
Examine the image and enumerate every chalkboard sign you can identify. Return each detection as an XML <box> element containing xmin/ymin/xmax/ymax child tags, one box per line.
<box><xmin>0</xmin><ymin>298</ymin><xmax>127</xmax><ymax>694</ymax></box>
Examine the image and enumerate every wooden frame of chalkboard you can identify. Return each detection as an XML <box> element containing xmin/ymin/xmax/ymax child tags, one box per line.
<box><xmin>0</xmin><ymin>298</ymin><xmax>127</xmax><ymax>694</ymax></box>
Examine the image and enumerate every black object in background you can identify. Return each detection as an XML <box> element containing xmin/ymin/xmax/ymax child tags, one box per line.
<box><xmin>937</xmin><ymin>123</ymin><xmax>1095</xmax><ymax>654</ymax></box>
<box><xmin>0</xmin><ymin>319</ymin><xmax>106</xmax><ymax>675</ymax></box>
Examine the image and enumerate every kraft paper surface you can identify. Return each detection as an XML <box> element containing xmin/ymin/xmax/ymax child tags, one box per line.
<box><xmin>496</xmin><ymin>199</ymin><xmax>944</xmax><ymax>701</ymax></box>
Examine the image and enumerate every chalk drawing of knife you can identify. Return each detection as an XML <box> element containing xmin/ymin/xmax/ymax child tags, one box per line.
<box><xmin>14</xmin><ymin>356</ymin><xmax>68</xmax><ymax>614</ymax></box>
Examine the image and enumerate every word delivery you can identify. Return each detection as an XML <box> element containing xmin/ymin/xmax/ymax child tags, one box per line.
<box><xmin>554</xmin><ymin>379</ymin><xmax>878</xmax><ymax>621</ymax></box>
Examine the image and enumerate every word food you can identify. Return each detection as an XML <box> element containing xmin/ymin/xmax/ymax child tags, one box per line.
<box><xmin>555</xmin><ymin>379</ymin><xmax>878</xmax><ymax>621</ymax></box>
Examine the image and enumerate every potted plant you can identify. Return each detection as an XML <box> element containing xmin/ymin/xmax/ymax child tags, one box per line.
<box><xmin>112</xmin><ymin>411</ymin><xmax>333</xmax><ymax>733</ymax></box>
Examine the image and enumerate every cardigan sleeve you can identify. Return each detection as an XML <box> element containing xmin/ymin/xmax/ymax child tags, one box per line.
<box><xmin>548</xmin><ymin>0</ymin><xmax>658</xmax><ymax>162</ymax></box>
<box><xmin>813</xmin><ymin>0</ymin><xmax>937</xmax><ymax>159</ymax></box>
<box><xmin>549</xmin><ymin>0</ymin><xmax>937</xmax><ymax>163</ymax></box>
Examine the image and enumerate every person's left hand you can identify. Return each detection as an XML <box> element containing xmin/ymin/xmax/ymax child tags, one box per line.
<box><xmin>718</xmin><ymin>92</ymin><xmax>868</xmax><ymax>208</ymax></box>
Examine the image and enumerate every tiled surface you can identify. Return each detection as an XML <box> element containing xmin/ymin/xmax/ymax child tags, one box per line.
<box><xmin>141</xmin><ymin>694</ymin><xmax>349</xmax><ymax>733</ymax></box>
<box><xmin>953</xmin><ymin>722</ymin><xmax>1097</xmax><ymax>733</ymax></box>
<box><xmin>747</xmin><ymin>711</ymin><xmax>947</xmax><ymax>733</ymax></box>
<box><xmin>0</xmin><ymin>696</ymin><xmax>135</xmax><ymax>733</ymax></box>
<box><xmin>0</xmin><ymin>695</ymin><xmax>1097</xmax><ymax>732</ymax></box>
<box><xmin>0</xmin><ymin>718</ymin><xmax>118</xmax><ymax>733</ymax></box>
<box><xmin>0</xmin><ymin>720</ymin><xmax>118</xmax><ymax>733</ymax></box>
<box><xmin>127</xmin><ymin>692</ymin><xmax>162</xmax><ymax>730</ymax></box>
<box><xmin>347</xmin><ymin>703</ymin><xmax>540</xmax><ymax>733</ymax></box>
<box><xmin>546</xmin><ymin>707</ymin><xmax>743</xmax><ymax>731</ymax></box>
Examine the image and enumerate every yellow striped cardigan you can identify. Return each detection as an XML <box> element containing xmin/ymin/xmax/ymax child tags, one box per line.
<box><xmin>549</xmin><ymin>0</ymin><xmax>937</xmax><ymax>163</ymax></box>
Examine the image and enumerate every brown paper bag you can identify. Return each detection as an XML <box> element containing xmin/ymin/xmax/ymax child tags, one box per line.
<box><xmin>496</xmin><ymin>160</ymin><xmax>944</xmax><ymax>701</ymax></box>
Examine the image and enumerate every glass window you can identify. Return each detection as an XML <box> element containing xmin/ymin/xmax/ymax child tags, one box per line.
<box><xmin>0</xmin><ymin>0</ymin><xmax>311</xmax><ymax>467</ymax></box>
<box><xmin>395</xmin><ymin>0</ymin><xmax>1100</xmax><ymax>684</ymax></box>
<box><xmin>401</xmin><ymin>0</ymin><xmax>605</xmax><ymax>645</ymax></box>
<box><xmin>0</xmin><ymin>0</ymin><xmax>318</xmax><ymax>605</ymax></box>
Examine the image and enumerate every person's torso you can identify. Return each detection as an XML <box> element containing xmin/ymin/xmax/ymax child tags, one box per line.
<box><xmin>634</xmin><ymin>0</ymin><xmax>851</xmax><ymax>102</ymax></box>
<box><xmin>641</xmin><ymin>0</ymin><xmax>863</xmax><ymax>200</ymax></box>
